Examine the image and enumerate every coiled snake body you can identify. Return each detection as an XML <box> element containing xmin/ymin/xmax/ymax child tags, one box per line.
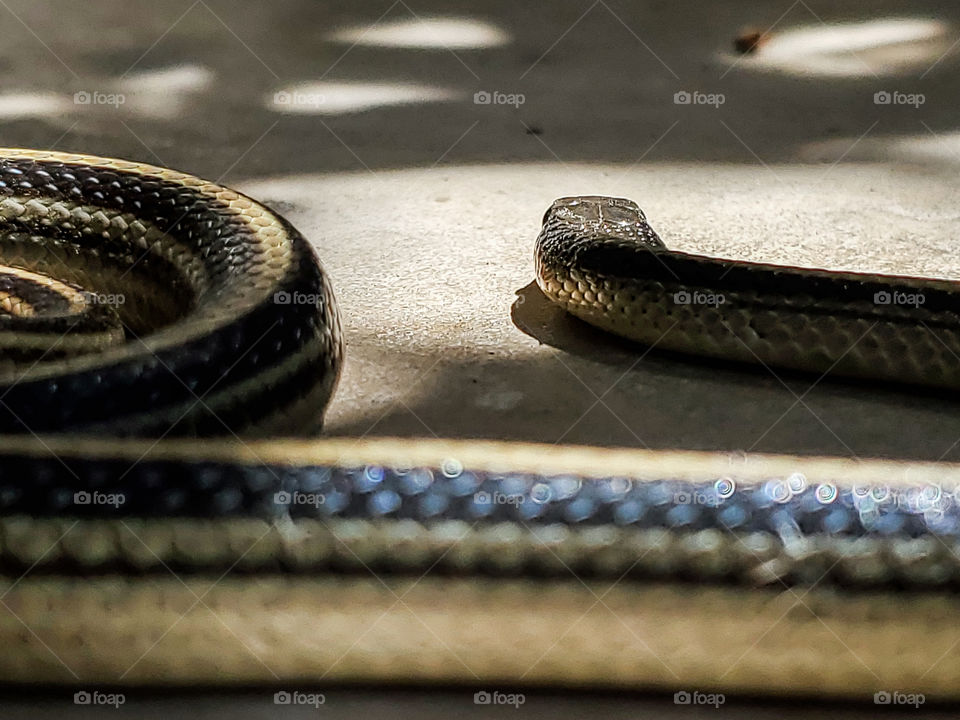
<box><xmin>3</xmin><ymin>153</ymin><xmax>960</xmax><ymax>700</ymax></box>
<box><xmin>0</xmin><ymin>149</ymin><xmax>341</xmax><ymax>437</ymax></box>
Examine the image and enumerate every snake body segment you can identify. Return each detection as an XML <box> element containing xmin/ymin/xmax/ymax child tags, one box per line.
<box><xmin>3</xmin><ymin>436</ymin><xmax>960</xmax><ymax>590</ymax></box>
<box><xmin>0</xmin><ymin>149</ymin><xmax>342</xmax><ymax>436</ymax></box>
<box><xmin>535</xmin><ymin>195</ymin><xmax>960</xmax><ymax>388</ymax></box>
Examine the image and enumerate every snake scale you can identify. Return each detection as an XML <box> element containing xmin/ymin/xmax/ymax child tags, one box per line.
<box><xmin>3</xmin><ymin>151</ymin><xmax>960</xmax><ymax>701</ymax></box>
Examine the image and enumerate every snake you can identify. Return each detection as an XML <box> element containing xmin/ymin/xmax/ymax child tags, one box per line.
<box><xmin>3</xmin><ymin>152</ymin><xmax>960</xmax><ymax>703</ymax></box>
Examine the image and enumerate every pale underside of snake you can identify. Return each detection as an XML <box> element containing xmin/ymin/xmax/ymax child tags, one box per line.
<box><xmin>2</xmin><ymin>152</ymin><xmax>960</xmax><ymax>701</ymax></box>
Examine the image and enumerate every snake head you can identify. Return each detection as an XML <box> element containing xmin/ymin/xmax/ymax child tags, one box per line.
<box><xmin>539</xmin><ymin>196</ymin><xmax>665</xmax><ymax>256</ymax></box>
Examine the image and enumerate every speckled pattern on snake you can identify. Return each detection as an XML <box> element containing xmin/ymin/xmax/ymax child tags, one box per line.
<box><xmin>3</xmin><ymin>152</ymin><xmax>960</xmax><ymax>700</ymax></box>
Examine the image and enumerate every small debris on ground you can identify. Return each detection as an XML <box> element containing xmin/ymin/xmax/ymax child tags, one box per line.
<box><xmin>734</xmin><ymin>27</ymin><xmax>768</xmax><ymax>54</ymax></box>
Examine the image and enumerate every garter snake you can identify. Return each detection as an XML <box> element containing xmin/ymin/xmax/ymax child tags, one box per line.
<box><xmin>2</xmin><ymin>154</ymin><xmax>960</xmax><ymax>702</ymax></box>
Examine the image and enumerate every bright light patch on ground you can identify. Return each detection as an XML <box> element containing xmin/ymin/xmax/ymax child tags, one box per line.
<box><xmin>116</xmin><ymin>64</ymin><xmax>216</xmax><ymax>119</ymax></box>
<box><xmin>722</xmin><ymin>18</ymin><xmax>950</xmax><ymax>77</ymax></box>
<box><xmin>0</xmin><ymin>92</ymin><xmax>69</xmax><ymax>118</ymax></box>
<box><xmin>118</xmin><ymin>64</ymin><xmax>214</xmax><ymax>93</ymax></box>
<box><xmin>269</xmin><ymin>81</ymin><xmax>460</xmax><ymax>115</ymax></box>
<box><xmin>327</xmin><ymin>17</ymin><xmax>510</xmax><ymax>49</ymax></box>
<box><xmin>802</xmin><ymin>131</ymin><xmax>960</xmax><ymax>168</ymax></box>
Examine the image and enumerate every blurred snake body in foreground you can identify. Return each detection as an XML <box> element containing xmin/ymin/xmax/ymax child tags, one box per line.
<box><xmin>3</xmin><ymin>153</ymin><xmax>960</xmax><ymax>701</ymax></box>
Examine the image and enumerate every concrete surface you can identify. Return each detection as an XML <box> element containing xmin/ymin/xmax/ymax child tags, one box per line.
<box><xmin>4</xmin><ymin>0</ymin><xmax>960</xmax><ymax>715</ymax></box>
<box><xmin>246</xmin><ymin>163</ymin><xmax>960</xmax><ymax>459</ymax></box>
